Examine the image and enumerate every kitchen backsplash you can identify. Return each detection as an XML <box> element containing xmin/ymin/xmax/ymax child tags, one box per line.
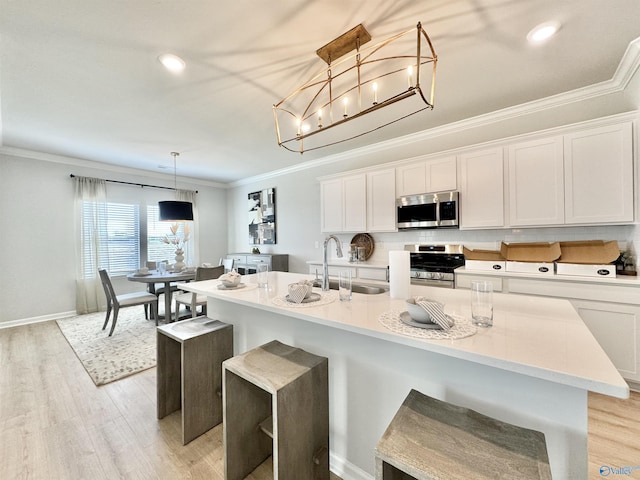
<box><xmin>326</xmin><ymin>224</ymin><xmax>636</xmax><ymax>267</ymax></box>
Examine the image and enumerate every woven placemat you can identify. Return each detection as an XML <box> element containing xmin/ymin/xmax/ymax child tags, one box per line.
<box><xmin>272</xmin><ymin>291</ymin><xmax>338</xmax><ymax>308</ymax></box>
<box><xmin>379</xmin><ymin>310</ymin><xmax>477</xmax><ymax>340</ymax></box>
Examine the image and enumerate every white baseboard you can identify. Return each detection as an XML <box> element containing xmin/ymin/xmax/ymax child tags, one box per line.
<box><xmin>331</xmin><ymin>452</ymin><xmax>373</xmax><ymax>480</ymax></box>
<box><xmin>0</xmin><ymin>310</ymin><xmax>77</xmax><ymax>330</ymax></box>
<box><xmin>627</xmin><ymin>380</ymin><xmax>640</xmax><ymax>393</ymax></box>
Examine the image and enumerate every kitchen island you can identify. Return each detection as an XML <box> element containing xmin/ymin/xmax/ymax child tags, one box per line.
<box><xmin>179</xmin><ymin>271</ymin><xmax>628</xmax><ymax>480</ymax></box>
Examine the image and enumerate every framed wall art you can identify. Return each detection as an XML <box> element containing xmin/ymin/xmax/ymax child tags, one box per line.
<box><xmin>248</xmin><ymin>187</ymin><xmax>276</xmax><ymax>245</ymax></box>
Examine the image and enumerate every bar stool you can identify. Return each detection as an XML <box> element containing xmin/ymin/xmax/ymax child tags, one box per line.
<box><xmin>156</xmin><ymin>316</ymin><xmax>233</xmax><ymax>445</ymax></box>
<box><xmin>222</xmin><ymin>340</ymin><xmax>329</xmax><ymax>480</ymax></box>
<box><xmin>375</xmin><ymin>389</ymin><xmax>552</xmax><ymax>480</ymax></box>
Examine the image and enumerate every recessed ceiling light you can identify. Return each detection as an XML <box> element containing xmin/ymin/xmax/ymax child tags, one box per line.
<box><xmin>527</xmin><ymin>22</ymin><xmax>561</xmax><ymax>44</ymax></box>
<box><xmin>158</xmin><ymin>53</ymin><xmax>186</xmax><ymax>73</ymax></box>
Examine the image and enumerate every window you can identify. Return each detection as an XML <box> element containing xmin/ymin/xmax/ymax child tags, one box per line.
<box><xmin>147</xmin><ymin>205</ymin><xmax>191</xmax><ymax>263</ymax></box>
<box><xmin>82</xmin><ymin>200</ymin><xmax>193</xmax><ymax>278</ymax></box>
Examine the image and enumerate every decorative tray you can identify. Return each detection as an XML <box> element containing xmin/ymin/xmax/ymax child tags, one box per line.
<box><xmin>351</xmin><ymin>233</ymin><xmax>375</xmax><ymax>260</ymax></box>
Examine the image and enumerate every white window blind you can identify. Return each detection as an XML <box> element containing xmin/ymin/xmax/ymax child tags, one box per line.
<box><xmin>147</xmin><ymin>205</ymin><xmax>189</xmax><ymax>263</ymax></box>
<box><xmin>82</xmin><ymin>201</ymin><xmax>140</xmax><ymax>277</ymax></box>
<box><xmin>82</xmin><ymin>200</ymin><xmax>194</xmax><ymax>278</ymax></box>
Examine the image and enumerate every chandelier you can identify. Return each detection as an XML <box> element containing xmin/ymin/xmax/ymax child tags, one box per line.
<box><xmin>273</xmin><ymin>22</ymin><xmax>437</xmax><ymax>154</ymax></box>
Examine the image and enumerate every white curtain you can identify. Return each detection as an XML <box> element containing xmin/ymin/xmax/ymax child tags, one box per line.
<box><xmin>176</xmin><ymin>188</ymin><xmax>199</xmax><ymax>264</ymax></box>
<box><xmin>74</xmin><ymin>176</ymin><xmax>108</xmax><ymax>314</ymax></box>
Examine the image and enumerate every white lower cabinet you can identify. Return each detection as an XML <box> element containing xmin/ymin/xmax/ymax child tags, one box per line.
<box><xmin>571</xmin><ymin>300</ymin><xmax>640</xmax><ymax>383</ymax></box>
<box><xmin>455</xmin><ymin>271</ymin><xmax>640</xmax><ymax>384</ymax></box>
<box><xmin>455</xmin><ymin>274</ymin><xmax>503</xmax><ymax>292</ymax></box>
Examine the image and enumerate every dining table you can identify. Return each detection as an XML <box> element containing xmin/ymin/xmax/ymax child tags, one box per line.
<box><xmin>127</xmin><ymin>270</ymin><xmax>196</xmax><ymax>320</ymax></box>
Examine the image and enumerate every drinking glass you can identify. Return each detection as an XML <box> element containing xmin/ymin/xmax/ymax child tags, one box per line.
<box><xmin>471</xmin><ymin>281</ymin><xmax>493</xmax><ymax>327</ymax></box>
<box><xmin>158</xmin><ymin>262</ymin><xmax>166</xmax><ymax>276</ymax></box>
<box><xmin>257</xmin><ymin>263</ymin><xmax>269</xmax><ymax>288</ymax></box>
<box><xmin>339</xmin><ymin>270</ymin><xmax>352</xmax><ymax>302</ymax></box>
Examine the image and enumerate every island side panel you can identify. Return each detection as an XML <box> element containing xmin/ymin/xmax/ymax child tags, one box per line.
<box><xmin>206</xmin><ymin>298</ymin><xmax>587</xmax><ymax>480</ymax></box>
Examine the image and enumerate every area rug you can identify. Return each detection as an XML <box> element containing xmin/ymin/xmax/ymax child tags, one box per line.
<box><xmin>56</xmin><ymin>308</ymin><xmax>157</xmax><ymax>386</ymax></box>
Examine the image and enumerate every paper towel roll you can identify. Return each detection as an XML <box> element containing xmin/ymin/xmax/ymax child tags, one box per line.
<box><xmin>389</xmin><ymin>250</ymin><xmax>410</xmax><ymax>299</ymax></box>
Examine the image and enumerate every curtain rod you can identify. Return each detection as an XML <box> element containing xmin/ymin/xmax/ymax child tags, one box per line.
<box><xmin>69</xmin><ymin>174</ymin><xmax>198</xmax><ymax>193</ymax></box>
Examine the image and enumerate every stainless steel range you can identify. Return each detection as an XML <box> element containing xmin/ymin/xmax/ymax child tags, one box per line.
<box><xmin>404</xmin><ymin>244</ymin><xmax>465</xmax><ymax>288</ymax></box>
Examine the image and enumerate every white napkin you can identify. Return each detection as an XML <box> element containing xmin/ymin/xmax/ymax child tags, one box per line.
<box><xmin>287</xmin><ymin>284</ymin><xmax>309</xmax><ymax>303</ymax></box>
<box><xmin>415</xmin><ymin>298</ymin><xmax>453</xmax><ymax>331</ymax></box>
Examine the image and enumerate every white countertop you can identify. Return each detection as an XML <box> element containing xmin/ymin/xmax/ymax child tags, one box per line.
<box><xmin>179</xmin><ymin>271</ymin><xmax>629</xmax><ymax>398</ymax></box>
<box><xmin>306</xmin><ymin>259</ymin><xmax>388</xmax><ymax>269</ymax></box>
<box><xmin>456</xmin><ymin>266</ymin><xmax>640</xmax><ymax>286</ymax></box>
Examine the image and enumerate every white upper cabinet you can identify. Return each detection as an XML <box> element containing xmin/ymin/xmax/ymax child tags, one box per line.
<box><xmin>459</xmin><ymin>147</ymin><xmax>505</xmax><ymax>229</ymax></box>
<box><xmin>396</xmin><ymin>162</ymin><xmax>426</xmax><ymax>197</ymax></box>
<box><xmin>321</xmin><ymin>169</ymin><xmax>395</xmax><ymax>233</ymax></box>
<box><xmin>367</xmin><ymin>168</ymin><xmax>397</xmax><ymax>232</ymax></box>
<box><xmin>427</xmin><ymin>156</ymin><xmax>458</xmax><ymax>193</ymax></box>
<box><xmin>508</xmin><ymin>136</ymin><xmax>565</xmax><ymax>226</ymax></box>
<box><xmin>320</xmin><ymin>178</ymin><xmax>344</xmax><ymax>232</ymax></box>
<box><xmin>564</xmin><ymin>122</ymin><xmax>633</xmax><ymax>224</ymax></box>
<box><xmin>342</xmin><ymin>174</ymin><xmax>367</xmax><ymax>232</ymax></box>
<box><xmin>396</xmin><ymin>156</ymin><xmax>457</xmax><ymax>196</ymax></box>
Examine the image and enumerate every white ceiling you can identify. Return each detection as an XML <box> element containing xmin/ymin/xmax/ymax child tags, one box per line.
<box><xmin>1</xmin><ymin>0</ymin><xmax>639</xmax><ymax>184</ymax></box>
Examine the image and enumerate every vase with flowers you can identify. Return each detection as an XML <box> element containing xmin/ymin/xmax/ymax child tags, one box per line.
<box><xmin>163</xmin><ymin>223</ymin><xmax>190</xmax><ymax>271</ymax></box>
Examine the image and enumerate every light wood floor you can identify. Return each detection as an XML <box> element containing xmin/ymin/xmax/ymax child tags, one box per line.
<box><xmin>1</xmin><ymin>321</ymin><xmax>639</xmax><ymax>479</ymax></box>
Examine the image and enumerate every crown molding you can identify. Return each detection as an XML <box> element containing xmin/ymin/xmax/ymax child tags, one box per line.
<box><xmin>232</xmin><ymin>36</ymin><xmax>640</xmax><ymax>188</ymax></box>
<box><xmin>0</xmin><ymin>146</ymin><xmax>228</xmax><ymax>189</ymax></box>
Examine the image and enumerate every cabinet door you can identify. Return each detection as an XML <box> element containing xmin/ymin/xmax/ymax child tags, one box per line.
<box><xmin>342</xmin><ymin>174</ymin><xmax>367</xmax><ymax>232</ymax></box>
<box><xmin>508</xmin><ymin>136</ymin><xmax>564</xmax><ymax>226</ymax></box>
<box><xmin>564</xmin><ymin>122</ymin><xmax>633</xmax><ymax>224</ymax></box>
<box><xmin>427</xmin><ymin>156</ymin><xmax>457</xmax><ymax>192</ymax></box>
<box><xmin>396</xmin><ymin>162</ymin><xmax>426</xmax><ymax>197</ymax></box>
<box><xmin>367</xmin><ymin>169</ymin><xmax>397</xmax><ymax>232</ymax></box>
<box><xmin>459</xmin><ymin>147</ymin><xmax>505</xmax><ymax>228</ymax></box>
<box><xmin>572</xmin><ymin>300</ymin><xmax>640</xmax><ymax>382</ymax></box>
<box><xmin>320</xmin><ymin>179</ymin><xmax>343</xmax><ymax>232</ymax></box>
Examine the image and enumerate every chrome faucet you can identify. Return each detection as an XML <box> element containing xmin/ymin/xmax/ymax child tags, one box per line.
<box><xmin>322</xmin><ymin>235</ymin><xmax>343</xmax><ymax>291</ymax></box>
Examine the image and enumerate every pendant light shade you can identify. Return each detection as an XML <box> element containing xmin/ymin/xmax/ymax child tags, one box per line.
<box><xmin>158</xmin><ymin>200</ymin><xmax>194</xmax><ymax>221</ymax></box>
<box><xmin>158</xmin><ymin>151</ymin><xmax>194</xmax><ymax>221</ymax></box>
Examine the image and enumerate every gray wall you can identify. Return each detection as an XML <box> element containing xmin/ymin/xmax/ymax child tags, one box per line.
<box><xmin>2</xmin><ymin>69</ymin><xmax>639</xmax><ymax>324</ymax></box>
<box><xmin>0</xmin><ymin>152</ymin><xmax>227</xmax><ymax>324</ymax></box>
<box><xmin>226</xmin><ymin>85</ymin><xmax>640</xmax><ymax>274</ymax></box>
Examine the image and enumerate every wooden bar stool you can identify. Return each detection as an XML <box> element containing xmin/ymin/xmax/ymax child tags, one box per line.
<box><xmin>375</xmin><ymin>389</ymin><xmax>552</xmax><ymax>480</ymax></box>
<box><xmin>222</xmin><ymin>340</ymin><xmax>329</xmax><ymax>480</ymax></box>
<box><xmin>157</xmin><ymin>316</ymin><xmax>233</xmax><ymax>445</ymax></box>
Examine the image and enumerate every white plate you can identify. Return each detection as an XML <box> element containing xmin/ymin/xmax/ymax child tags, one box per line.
<box><xmin>400</xmin><ymin>311</ymin><xmax>446</xmax><ymax>329</ymax></box>
<box><xmin>286</xmin><ymin>292</ymin><xmax>321</xmax><ymax>304</ymax></box>
<box><xmin>217</xmin><ymin>283</ymin><xmax>246</xmax><ymax>290</ymax></box>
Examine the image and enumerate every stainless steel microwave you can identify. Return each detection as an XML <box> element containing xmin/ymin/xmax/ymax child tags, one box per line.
<box><xmin>396</xmin><ymin>191</ymin><xmax>459</xmax><ymax>229</ymax></box>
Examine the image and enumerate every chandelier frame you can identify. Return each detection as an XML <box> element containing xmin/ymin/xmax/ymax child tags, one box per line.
<box><xmin>273</xmin><ymin>22</ymin><xmax>437</xmax><ymax>154</ymax></box>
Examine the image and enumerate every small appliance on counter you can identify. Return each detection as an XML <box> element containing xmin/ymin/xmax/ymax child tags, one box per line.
<box><xmin>405</xmin><ymin>244</ymin><xmax>465</xmax><ymax>288</ymax></box>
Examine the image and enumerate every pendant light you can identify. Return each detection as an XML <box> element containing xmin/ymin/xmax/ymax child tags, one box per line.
<box><xmin>158</xmin><ymin>152</ymin><xmax>194</xmax><ymax>221</ymax></box>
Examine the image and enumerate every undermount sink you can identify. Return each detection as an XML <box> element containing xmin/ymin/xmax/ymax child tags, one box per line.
<box><xmin>327</xmin><ymin>280</ymin><xmax>389</xmax><ymax>295</ymax></box>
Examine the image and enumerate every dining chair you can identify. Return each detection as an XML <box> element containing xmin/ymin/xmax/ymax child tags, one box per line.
<box><xmin>99</xmin><ymin>269</ymin><xmax>159</xmax><ymax>336</ymax></box>
<box><xmin>143</xmin><ymin>260</ymin><xmax>179</xmax><ymax>319</ymax></box>
<box><xmin>219</xmin><ymin>257</ymin><xmax>235</xmax><ymax>273</ymax></box>
<box><xmin>174</xmin><ymin>265</ymin><xmax>224</xmax><ymax>322</ymax></box>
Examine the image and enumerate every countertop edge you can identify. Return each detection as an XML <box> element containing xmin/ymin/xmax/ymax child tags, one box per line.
<box><xmin>178</xmin><ymin>274</ymin><xmax>629</xmax><ymax>399</ymax></box>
